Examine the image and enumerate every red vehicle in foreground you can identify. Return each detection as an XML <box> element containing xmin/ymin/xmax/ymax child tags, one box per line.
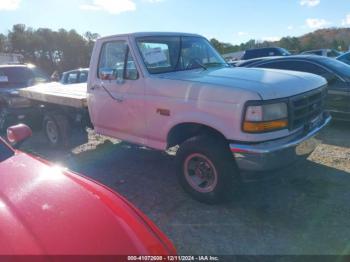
<box><xmin>0</xmin><ymin>124</ymin><xmax>176</xmax><ymax>255</ymax></box>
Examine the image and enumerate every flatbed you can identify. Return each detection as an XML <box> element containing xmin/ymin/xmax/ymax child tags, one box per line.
<box><xmin>19</xmin><ymin>82</ymin><xmax>87</xmax><ymax>108</ymax></box>
<box><xmin>18</xmin><ymin>82</ymin><xmax>90</xmax><ymax>147</ymax></box>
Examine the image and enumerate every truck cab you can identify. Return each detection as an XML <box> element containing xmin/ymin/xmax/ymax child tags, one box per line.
<box><xmin>87</xmin><ymin>32</ymin><xmax>331</xmax><ymax>204</ymax></box>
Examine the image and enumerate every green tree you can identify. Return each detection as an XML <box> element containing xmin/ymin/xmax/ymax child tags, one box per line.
<box><xmin>279</xmin><ymin>37</ymin><xmax>301</xmax><ymax>53</ymax></box>
<box><xmin>0</xmin><ymin>34</ymin><xmax>6</xmax><ymax>52</ymax></box>
<box><xmin>210</xmin><ymin>38</ymin><xmax>225</xmax><ymax>54</ymax></box>
<box><xmin>6</xmin><ymin>24</ymin><xmax>99</xmax><ymax>74</ymax></box>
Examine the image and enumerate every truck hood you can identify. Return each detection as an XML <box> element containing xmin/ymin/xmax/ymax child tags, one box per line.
<box><xmin>0</xmin><ymin>152</ymin><xmax>173</xmax><ymax>255</ymax></box>
<box><xmin>158</xmin><ymin>67</ymin><xmax>327</xmax><ymax>100</ymax></box>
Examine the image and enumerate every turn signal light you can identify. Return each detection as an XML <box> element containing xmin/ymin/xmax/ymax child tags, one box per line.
<box><xmin>243</xmin><ymin>119</ymin><xmax>288</xmax><ymax>133</ymax></box>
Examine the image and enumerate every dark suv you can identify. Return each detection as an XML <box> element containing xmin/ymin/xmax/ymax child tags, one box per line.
<box><xmin>0</xmin><ymin>64</ymin><xmax>48</xmax><ymax>130</ymax></box>
<box><xmin>241</xmin><ymin>47</ymin><xmax>291</xmax><ymax>60</ymax></box>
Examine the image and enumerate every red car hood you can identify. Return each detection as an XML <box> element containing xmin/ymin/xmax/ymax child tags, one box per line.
<box><xmin>0</xmin><ymin>152</ymin><xmax>175</xmax><ymax>255</ymax></box>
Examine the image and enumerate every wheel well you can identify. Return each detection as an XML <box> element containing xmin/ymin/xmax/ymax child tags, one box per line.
<box><xmin>167</xmin><ymin>123</ymin><xmax>226</xmax><ymax>148</ymax></box>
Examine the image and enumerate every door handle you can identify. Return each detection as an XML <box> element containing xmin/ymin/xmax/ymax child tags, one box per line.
<box><xmin>115</xmin><ymin>96</ymin><xmax>124</xmax><ymax>103</ymax></box>
<box><xmin>90</xmin><ymin>84</ymin><xmax>101</xmax><ymax>90</ymax></box>
<box><xmin>94</xmin><ymin>84</ymin><xmax>124</xmax><ymax>102</ymax></box>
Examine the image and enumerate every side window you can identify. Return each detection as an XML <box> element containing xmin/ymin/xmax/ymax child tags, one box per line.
<box><xmin>79</xmin><ymin>71</ymin><xmax>88</xmax><ymax>83</ymax></box>
<box><xmin>125</xmin><ymin>51</ymin><xmax>138</xmax><ymax>80</ymax></box>
<box><xmin>339</xmin><ymin>54</ymin><xmax>350</xmax><ymax>64</ymax></box>
<box><xmin>98</xmin><ymin>41</ymin><xmax>138</xmax><ymax>80</ymax></box>
<box><xmin>328</xmin><ymin>50</ymin><xmax>338</xmax><ymax>57</ymax></box>
<box><xmin>259</xmin><ymin>61</ymin><xmax>328</xmax><ymax>75</ymax></box>
<box><xmin>256</xmin><ymin>61</ymin><xmax>291</xmax><ymax>70</ymax></box>
<box><xmin>259</xmin><ymin>61</ymin><xmax>345</xmax><ymax>87</ymax></box>
<box><xmin>60</xmin><ymin>74</ymin><xmax>65</xmax><ymax>83</ymax></box>
<box><xmin>67</xmin><ymin>72</ymin><xmax>78</xmax><ymax>84</ymax></box>
<box><xmin>243</xmin><ymin>51</ymin><xmax>254</xmax><ymax>60</ymax></box>
<box><xmin>295</xmin><ymin>62</ymin><xmax>328</xmax><ymax>75</ymax></box>
<box><xmin>248</xmin><ymin>51</ymin><xmax>259</xmax><ymax>59</ymax></box>
<box><xmin>99</xmin><ymin>41</ymin><xmax>127</xmax><ymax>80</ymax></box>
<box><xmin>258</xmin><ymin>50</ymin><xmax>268</xmax><ymax>57</ymax></box>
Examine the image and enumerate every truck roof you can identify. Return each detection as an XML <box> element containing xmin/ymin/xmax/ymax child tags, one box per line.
<box><xmin>62</xmin><ymin>68</ymin><xmax>89</xmax><ymax>74</ymax></box>
<box><xmin>98</xmin><ymin>32</ymin><xmax>203</xmax><ymax>41</ymax></box>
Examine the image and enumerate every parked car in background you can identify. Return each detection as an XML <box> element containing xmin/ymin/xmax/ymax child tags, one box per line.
<box><xmin>0</xmin><ymin>64</ymin><xmax>49</xmax><ymax>130</ymax></box>
<box><xmin>60</xmin><ymin>68</ymin><xmax>89</xmax><ymax>84</ymax></box>
<box><xmin>237</xmin><ymin>55</ymin><xmax>350</xmax><ymax>120</ymax></box>
<box><xmin>301</xmin><ymin>49</ymin><xmax>342</xmax><ymax>57</ymax></box>
<box><xmin>0</xmin><ymin>124</ymin><xmax>176</xmax><ymax>255</ymax></box>
<box><xmin>337</xmin><ymin>52</ymin><xmax>350</xmax><ymax>66</ymax></box>
<box><xmin>241</xmin><ymin>47</ymin><xmax>291</xmax><ymax>60</ymax></box>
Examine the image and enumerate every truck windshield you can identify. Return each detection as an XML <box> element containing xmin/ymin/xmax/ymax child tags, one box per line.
<box><xmin>136</xmin><ymin>36</ymin><xmax>228</xmax><ymax>74</ymax></box>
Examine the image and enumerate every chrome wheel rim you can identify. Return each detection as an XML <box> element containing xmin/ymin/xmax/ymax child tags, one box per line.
<box><xmin>184</xmin><ymin>153</ymin><xmax>218</xmax><ymax>193</ymax></box>
<box><xmin>46</xmin><ymin>120</ymin><xmax>58</xmax><ymax>144</ymax></box>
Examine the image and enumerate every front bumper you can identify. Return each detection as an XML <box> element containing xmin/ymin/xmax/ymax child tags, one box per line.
<box><xmin>230</xmin><ymin>114</ymin><xmax>332</xmax><ymax>171</ymax></box>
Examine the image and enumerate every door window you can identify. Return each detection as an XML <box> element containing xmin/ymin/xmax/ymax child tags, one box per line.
<box><xmin>79</xmin><ymin>71</ymin><xmax>88</xmax><ymax>83</ymax></box>
<box><xmin>125</xmin><ymin>51</ymin><xmax>138</xmax><ymax>80</ymax></box>
<box><xmin>258</xmin><ymin>60</ymin><xmax>348</xmax><ymax>89</ymax></box>
<box><xmin>98</xmin><ymin>41</ymin><xmax>138</xmax><ymax>80</ymax></box>
<box><xmin>259</xmin><ymin>60</ymin><xmax>328</xmax><ymax>75</ymax></box>
<box><xmin>67</xmin><ymin>72</ymin><xmax>78</xmax><ymax>83</ymax></box>
<box><xmin>338</xmin><ymin>54</ymin><xmax>350</xmax><ymax>65</ymax></box>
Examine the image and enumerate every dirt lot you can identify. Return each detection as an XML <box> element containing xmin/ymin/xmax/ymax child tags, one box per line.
<box><xmin>8</xmin><ymin>121</ymin><xmax>350</xmax><ymax>255</ymax></box>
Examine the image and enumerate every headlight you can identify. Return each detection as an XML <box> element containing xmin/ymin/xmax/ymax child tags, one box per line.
<box><xmin>243</xmin><ymin>102</ymin><xmax>288</xmax><ymax>133</ymax></box>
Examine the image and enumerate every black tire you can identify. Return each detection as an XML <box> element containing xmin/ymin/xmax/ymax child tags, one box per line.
<box><xmin>43</xmin><ymin>113</ymin><xmax>70</xmax><ymax>148</ymax></box>
<box><xmin>0</xmin><ymin>107</ymin><xmax>13</xmax><ymax>132</ymax></box>
<box><xmin>176</xmin><ymin>135</ymin><xmax>241</xmax><ymax>204</ymax></box>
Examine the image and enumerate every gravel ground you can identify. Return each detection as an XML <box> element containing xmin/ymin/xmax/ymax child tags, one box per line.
<box><xmin>10</xmin><ymin>121</ymin><xmax>350</xmax><ymax>255</ymax></box>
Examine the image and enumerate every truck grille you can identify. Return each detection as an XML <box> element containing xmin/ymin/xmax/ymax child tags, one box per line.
<box><xmin>289</xmin><ymin>86</ymin><xmax>327</xmax><ymax>130</ymax></box>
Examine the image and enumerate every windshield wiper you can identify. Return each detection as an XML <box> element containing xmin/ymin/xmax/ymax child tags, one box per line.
<box><xmin>204</xmin><ymin>62</ymin><xmax>229</xmax><ymax>67</ymax></box>
<box><xmin>195</xmin><ymin>62</ymin><xmax>207</xmax><ymax>70</ymax></box>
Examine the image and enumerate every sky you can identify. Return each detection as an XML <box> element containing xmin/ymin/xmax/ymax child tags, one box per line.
<box><xmin>0</xmin><ymin>0</ymin><xmax>349</xmax><ymax>45</ymax></box>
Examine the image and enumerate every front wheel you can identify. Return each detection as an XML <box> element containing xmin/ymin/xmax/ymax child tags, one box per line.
<box><xmin>176</xmin><ymin>135</ymin><xmax>241</xmax><ymax>204</ymax></box>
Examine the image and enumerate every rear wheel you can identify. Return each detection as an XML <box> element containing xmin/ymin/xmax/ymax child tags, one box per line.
<box><xmin>176</xmin><ymin>135</ymin><xmax>241</xmax><ymax>204</ymax></box>
<box><xmin>43</xmin><ymin>113</ymin><xmax>70</xmax><ymax>148</ymax></box>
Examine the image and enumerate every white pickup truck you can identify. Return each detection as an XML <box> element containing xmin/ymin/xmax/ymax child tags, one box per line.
<box><xmin>20</xmin><ymin>32</ymin><xmax>331</xmax><ymax>204</ymax></box>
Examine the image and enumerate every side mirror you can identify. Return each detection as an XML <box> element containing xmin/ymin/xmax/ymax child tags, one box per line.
<box><xmin>99</xmin><ymin>68</ymin><xmax>116</xmax><ymax>81</ymax></box>
<box><xmin>7</xmin><ymin>124</ymin><xmax>32</xmax><ymax>147</ymax></box>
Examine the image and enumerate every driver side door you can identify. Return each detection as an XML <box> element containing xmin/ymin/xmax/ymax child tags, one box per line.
<box><xmin>88</xmin><ymin>38</ymin><xmax>146</xmax><ymax>143</ymax></box>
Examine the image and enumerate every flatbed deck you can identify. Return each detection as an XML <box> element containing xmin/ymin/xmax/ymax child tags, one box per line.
<box><xmin>19</xmin><ymin>82</ymin><xmax>87</xmax><ymax>108</ymax></box>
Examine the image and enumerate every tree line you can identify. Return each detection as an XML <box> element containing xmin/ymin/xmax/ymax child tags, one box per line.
<box><xmin>0</xmin><ymin>24</ymin><xmax>99</xmax><ymax>75</ymax></box>
<box><xmin>1</xmin><ymin>24</ymin><xmax>350</xmax><ymax>74</ymax></box>
<box><xmin>210</xmin><ymin>27</ymin><xmax>350</xmax><ymax>55</ymax></box>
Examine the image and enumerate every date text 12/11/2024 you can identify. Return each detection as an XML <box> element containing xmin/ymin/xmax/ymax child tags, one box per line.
<box><xmin>127</xmin><ymin>256</ymin><xmax>220</xmax><ymax>261</ymax></box>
